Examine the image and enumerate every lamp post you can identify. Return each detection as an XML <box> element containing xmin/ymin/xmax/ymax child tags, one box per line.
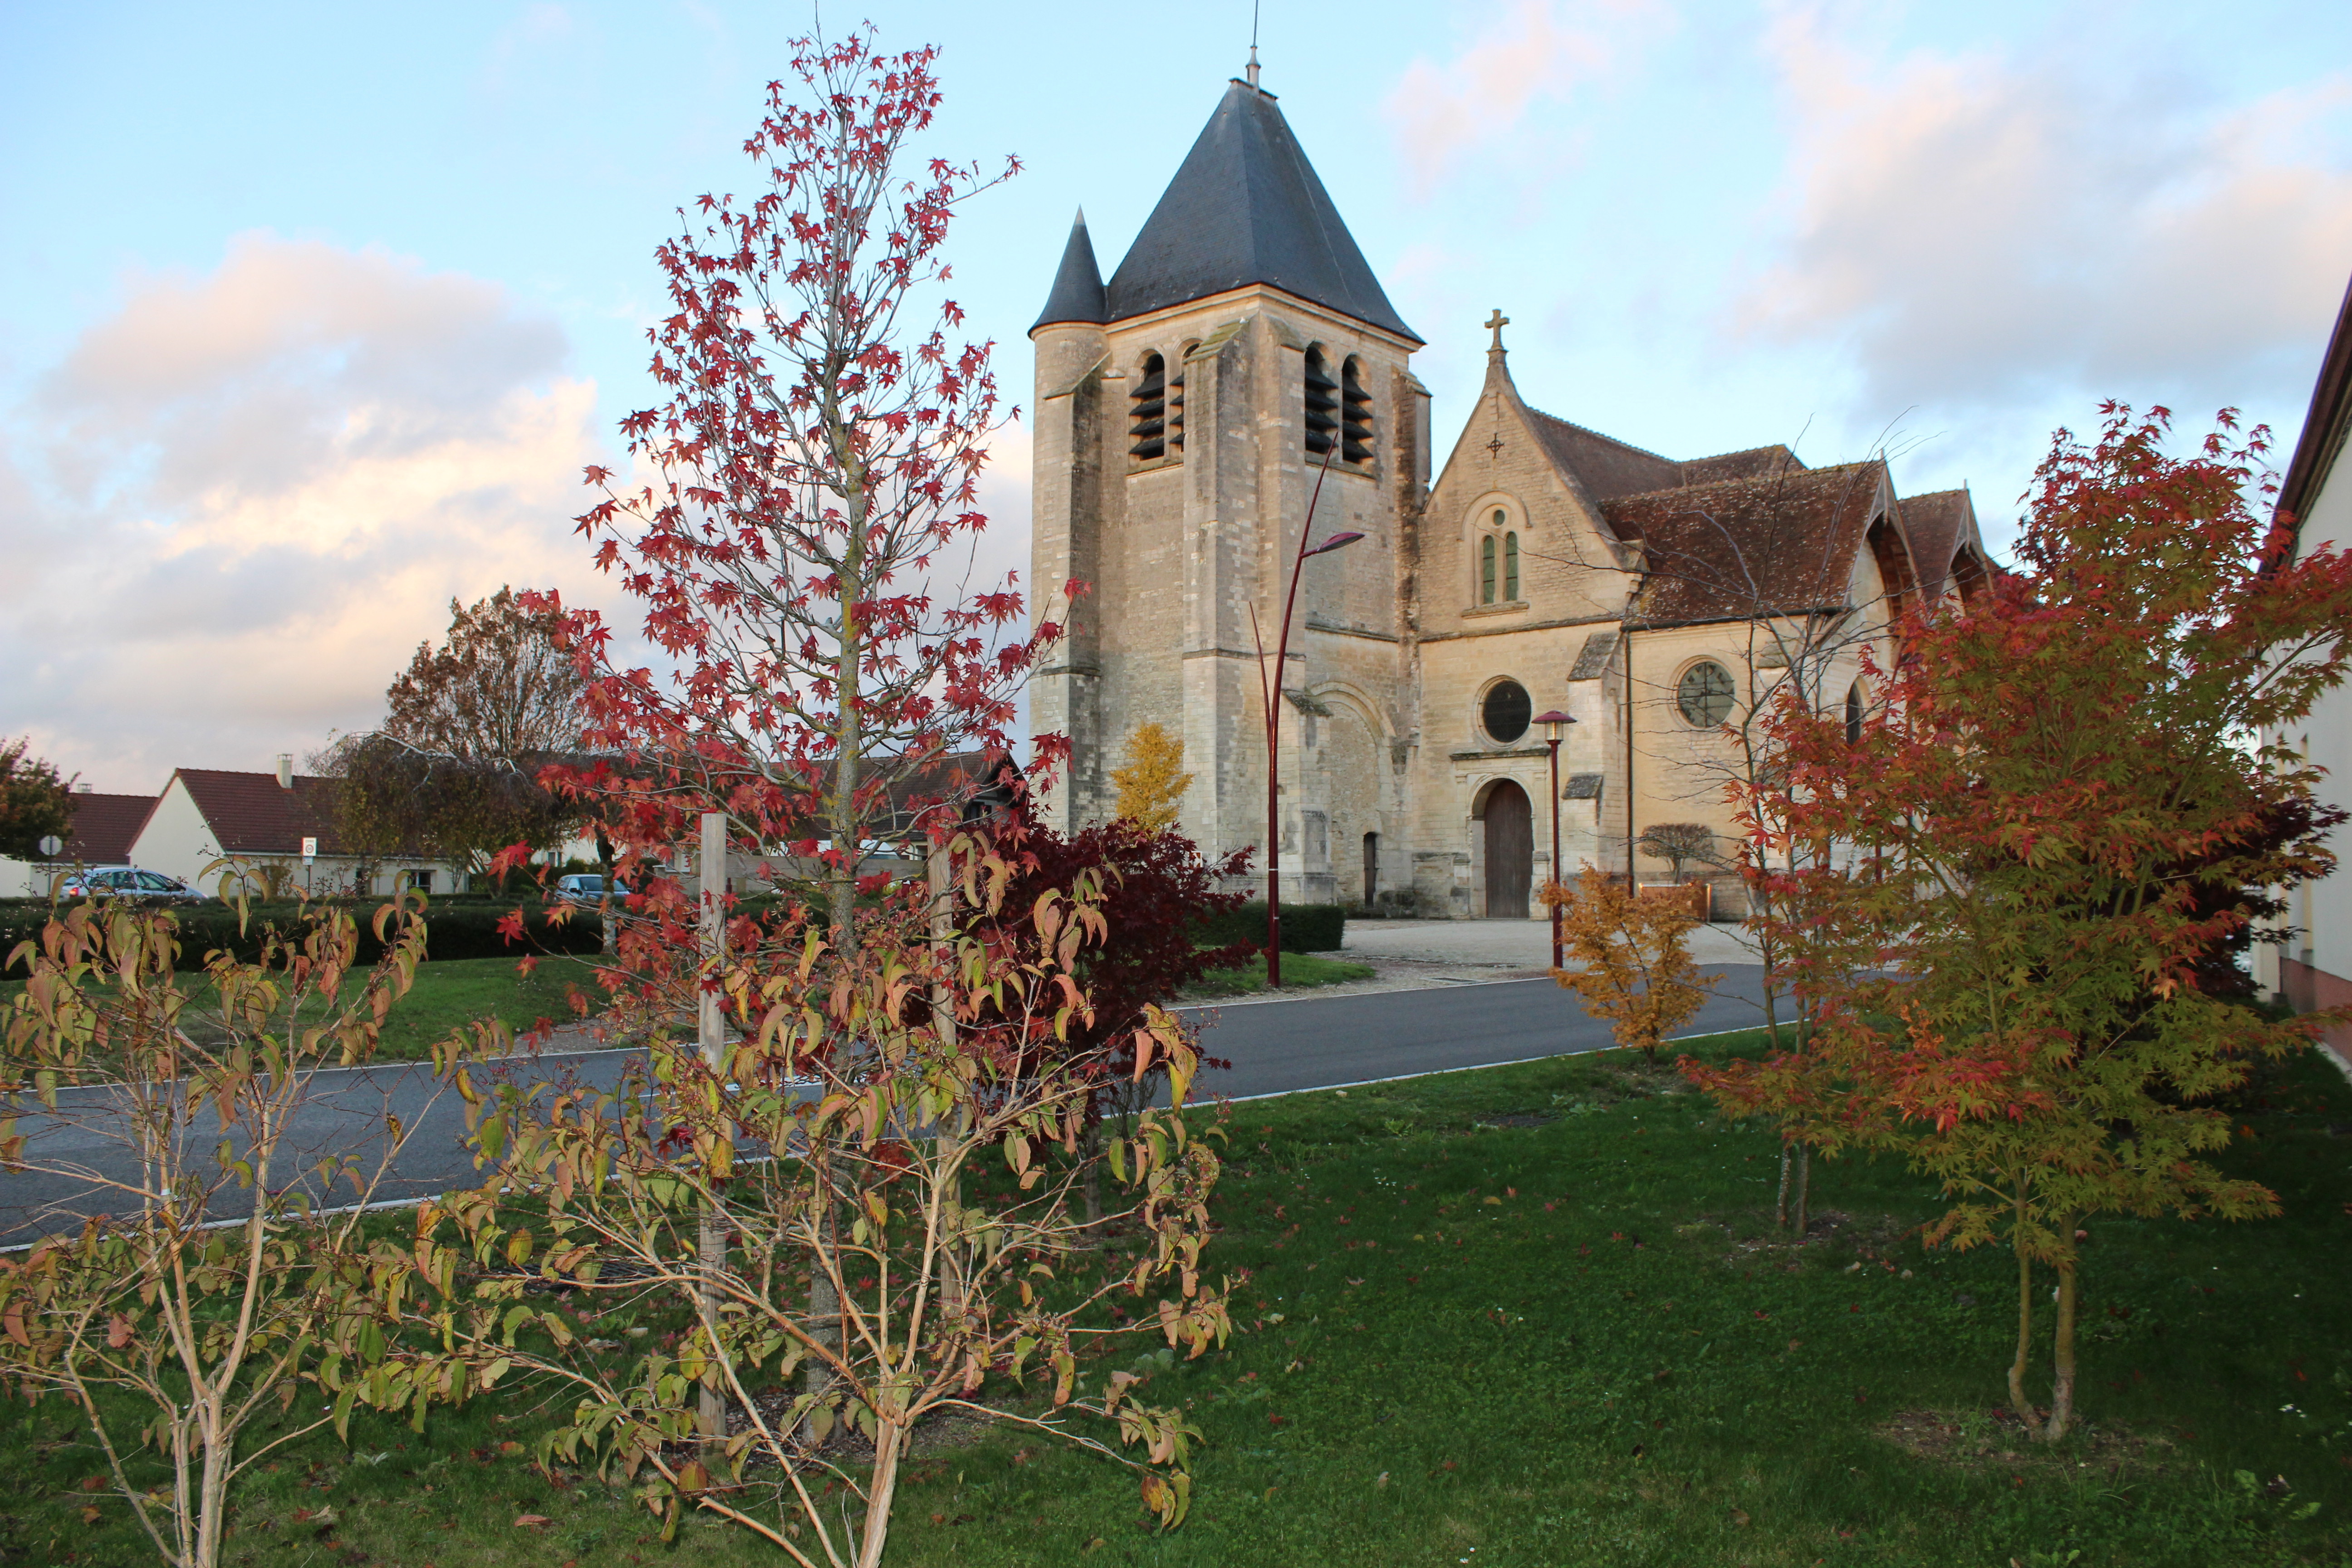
<box><xmin>1254</xmin><ymin>488</ymin><xmax>1364</xmax><ymax>988</ymax></box>
<box><xmin>1533</xmin><ymin>710</ymin><xmax>1574</xmax><ymax>970</ymax></box>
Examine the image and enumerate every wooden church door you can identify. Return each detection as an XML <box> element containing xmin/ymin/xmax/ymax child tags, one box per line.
<box><xmin>1484</xmin><ymin>781</ymin><xmax>1533</xmax><ymax>918</ymax></box>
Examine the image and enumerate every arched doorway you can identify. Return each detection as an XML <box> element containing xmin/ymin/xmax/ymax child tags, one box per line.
<box><xmin>1482</xmin><ymin>780</ymin><xmax>1533</xmax><ymax>918</ymax></box>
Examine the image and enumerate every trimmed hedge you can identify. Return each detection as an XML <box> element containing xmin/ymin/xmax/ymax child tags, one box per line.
<box><xmin>1196</xmin><ymin>901</ymin><xmax>1348</xmax><ymax>955</ymax></box>
<box><xmin>0</xmin><ymin>900</ymin><xmax>604</xmax><ymax>975</ymax></box>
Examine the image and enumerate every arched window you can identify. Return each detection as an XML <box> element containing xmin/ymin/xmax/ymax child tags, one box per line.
<box><xmin>1474</xmin><ymin>506</ymin><xmax>1529</xmax><ymax>608</ymax></box>
<box><xmin>1340</xmin><ymin>355</ymin><xmax>1374</xmax><ymax>463</ymax></box>
<box><xmin>1844</xmin><ymin>681</ymin><xmax>1863</xmax><ymax>745</ymax></box>
<box><xmin>1130</xmin><ymin>353</ymin><xmax>1167</xmax><ymax>460</ymax></box>
<box><xmin>1303</xmin><ymin>348</ymin><xmax>1338</xmax><ymax>457</ymax></box>
<box><xmin>1676</xmin><ymin>662</ymin><xmax>1735</xmax><ymax>728</ymax></box>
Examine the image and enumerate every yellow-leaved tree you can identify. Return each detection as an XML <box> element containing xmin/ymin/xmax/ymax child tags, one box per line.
<box><xmin>1111</xmin><ymin>721</ymin><xmax>1192</xmax><ymax>830</ymax></box>
<box><xmin>1541</xmin><ymin>867</ymin><xmax>1715</xmax><ymax>1060</ymax></box>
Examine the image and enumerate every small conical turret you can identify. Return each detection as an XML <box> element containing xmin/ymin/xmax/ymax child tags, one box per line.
<box><xmin>1031</xmin><ymin>208</ymin><xmax>1107</xmax><ymax>334</ymax></box>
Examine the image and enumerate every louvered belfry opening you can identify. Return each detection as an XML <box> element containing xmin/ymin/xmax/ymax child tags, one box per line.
<box><xmin>1303</xmin><ymin>347</ymin><xmax>1339</xmax><ymax>457</ymax></box>
<box><xmin>1131</xmin><ymin>352</ymin><xmax>1168</xmax><ymax>460</ymax></box>
<box><xmin>1168</xmin><ymin>349</ymin><xmax>1188</xmax><ymax>453</ymax></box>
<box><xmin>1340</xmin><ymin>355</ymin><xmax>1374</xmax><ymax>463</ymax></box>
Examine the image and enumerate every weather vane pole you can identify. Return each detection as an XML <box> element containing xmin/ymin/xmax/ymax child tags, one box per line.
<box><xmin>1247</xmin><ymin>0</ymin><xmax>1260</xmax><ymax>87</ymax></box>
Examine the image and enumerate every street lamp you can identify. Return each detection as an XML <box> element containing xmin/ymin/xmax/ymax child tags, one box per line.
<box><xmin>1253</xmin><ymin>483</ymin><xmax>1365</xmax><ymax>988</ymax></box>
<box><xmin>1533</xmin><ymin>709</ymin><xmax>1575</xmax><ymax>970</ymax></box>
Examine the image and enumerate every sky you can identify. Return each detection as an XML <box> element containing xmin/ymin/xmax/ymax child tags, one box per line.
<box><xmin>4</xmin><ymin>0</ymin><xmax>2349</xmax><ymax>791</ymax></box>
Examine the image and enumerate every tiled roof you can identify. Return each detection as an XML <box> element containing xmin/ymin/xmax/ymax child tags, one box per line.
<box><xmin>1679</xmin><ymin>445</ymin><xmax>1805</xmax><ymax>488</ymax></box>
<box><xmin>62</xmin><ymin>792</ymin><xmax>158</xmax><ymax>863</ymax></box>
<box><xmin>174</xmin><ymin>769</ymin><xmax>346</xmax><ymax>858</ymax></box>
<box><xmin>1104</xmin><ymin>80</ymin><xmax>1418</xmax><ymax>342</ymax></box>
<box><xmin>1604</xmin><ymin>462</ymin><xmax>1898</xmax><ymax>626</ymax></box>
<box><xmin>1898</xmin><ymin>489</ymin><xmax>1977</xmax><ymax>603</ymax></box>
<box><xmin>1524</xmin><ymin>412</ymin><xmax>1809</xmax><ymax>510</ymax></box>
<box><xmin>1526</xmin><ymin>412</ymin><xmax>1681</xmax><ymax>507</ymax></box>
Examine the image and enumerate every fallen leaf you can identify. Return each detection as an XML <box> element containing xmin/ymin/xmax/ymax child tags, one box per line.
<box><xmin>80</xmin><ymin>1506</ymin><xmax>102</xmax><ymax>1524</ymax></box>
<box><xmin>80</xmin><ymin>1477</ymin><xmax>104</xmax><ymax>1493</ymax></box>
<box><xmin>499</xmin><ymin>1441</ymin><xmax>524</xmax><ymax>1455</ymax></box>
<box><xmin>1732</xmin><ymin>1509</ymin><xmax>1751</xmax><ymax>1527</ymax></box>
<box><xmin>514</xmin><ymin>1514</ymin><xmax>552</xmax><ymax>1528</ymax></box>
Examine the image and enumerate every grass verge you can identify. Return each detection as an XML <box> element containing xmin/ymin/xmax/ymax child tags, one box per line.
<box><xmin>9</xmin><ymin>1034</ymin><xmax>2350</xmax><ymax>1566</ymax></box>
<box><xmin>1184</xmin><ymin>950</ymin><xmax>1377</xmax><ymax>998</ymax></box>
<box><xmin>0</xmin><ymin>953</ymin><xmax>611</xmax><ymax>1063</ymax></box>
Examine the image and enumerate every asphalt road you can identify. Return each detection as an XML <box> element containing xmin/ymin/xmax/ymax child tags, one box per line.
<box><xmin>0</xmin><ymin>964</ymin><xmax>1771</xmax><ymax>1245</ymax></box>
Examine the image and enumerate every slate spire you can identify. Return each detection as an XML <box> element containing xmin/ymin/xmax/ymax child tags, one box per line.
<box><xmin>1031</xmin><ymin>207</ymin><xmax>1108</xmax><ymax>333</ymax></box>
<box><xmin>1105</xmin><ymin>80</ymin><xmax>1418</xmax><ymax>343</ymax></box>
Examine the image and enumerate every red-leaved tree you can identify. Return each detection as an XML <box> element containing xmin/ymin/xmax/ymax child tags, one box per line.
<box><xmin>1687</xmin><ymin>405</ymin><xmax>2352</xmax><ymax>1441</ymax></box>
<box><xmin>975</xmin><ymin>803</ymin><xmax>1254</xmax><ymax>1209</ymax></box>
<box><xmin>524</xmin><ymin>28</ymin><xmax>1064</xmax><ymax>941</ymax></box>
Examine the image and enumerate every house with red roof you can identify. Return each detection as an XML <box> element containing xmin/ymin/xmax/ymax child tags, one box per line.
<box><xmin>57</xmin><ymin>789</ymin><xmax>161</xmax><ymax>865</ymax></box>
<box><xmin>127</xmin><ymin>757</ymin><xmax>465</xmax><ymax>897</ymax></box>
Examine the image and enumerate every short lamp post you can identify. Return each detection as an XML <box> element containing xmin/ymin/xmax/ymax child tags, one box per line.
<box><xmin>1533</xmin><ymin>709</ymin><xmax>1576</xmax><ymax>970</ymax></box>
<box><xmin>1257</xmin><ymin>520</ymin><xmax>1366</xmax><ymax>990</ymax></box>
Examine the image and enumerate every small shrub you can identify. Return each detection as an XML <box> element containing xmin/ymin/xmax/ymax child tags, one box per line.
<box><xmin>1197</xmin><ymin>901</ymin><xmax>1347</xmax><ymax>953</ymax></box>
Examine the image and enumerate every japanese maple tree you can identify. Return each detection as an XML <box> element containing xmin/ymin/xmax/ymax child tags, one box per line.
<box><xmin>1540</xmin><ymin>867</ymin><xmax>1714</xmax><ymax>1062</ymax></box>
<box><xmin>1687</xmin><ymin>405</ymin><xmax>2352</xmax><ymax>1440</ymax></box>
<box><xmin>526</xmin><ymin>27</ymin><xmax>1064</xmax><ymax>940</ymax></box>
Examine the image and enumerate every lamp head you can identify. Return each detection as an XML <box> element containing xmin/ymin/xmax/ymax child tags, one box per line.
<box><xmin>1534</xmin><ymin>709</ymin><xmax>1574</xmax><ymax>744</ymax></box>
<box><xmin>1305</xmin><ymin>530</ymin><xmax>1365</xmax><ymax>558</ymax></box>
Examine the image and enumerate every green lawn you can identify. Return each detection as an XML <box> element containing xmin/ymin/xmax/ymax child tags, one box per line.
<box><xmin>0</xmin><ymin>953</ymin><xmax>612</xmax><ymax>1063</ymax></box>
<box><xmin>1183</xmin><ymin>949</ymin><xmax>1376</xmax><ymax>997</ymax></box>
<box><xmin>10</xmin><ymin>1034</ymin><xmax>2352</xmax><ymax>1566</ymax></box>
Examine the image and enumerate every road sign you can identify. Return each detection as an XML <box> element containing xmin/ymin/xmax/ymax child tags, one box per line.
<box><xmin>37</xmin><ymin>834</ymin><xmax>63</xmax><ymax>858</ymax></box>
<box><xmin>301</xmin><ymin>837</ymin><xmax>318</xmax><ymax>862</ymax></box>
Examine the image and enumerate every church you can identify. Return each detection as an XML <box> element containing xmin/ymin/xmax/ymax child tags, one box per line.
<box><xmin>1027</xmin><ymin>69</ymin><xmax>1993</xmax><ymax>919</ymax></box>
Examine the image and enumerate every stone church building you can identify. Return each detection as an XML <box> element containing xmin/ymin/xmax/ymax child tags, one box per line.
<box><xmin>1028</xmin><ymin>72</ymin><xmax>1992</xmax><ymax>919</ymax></box>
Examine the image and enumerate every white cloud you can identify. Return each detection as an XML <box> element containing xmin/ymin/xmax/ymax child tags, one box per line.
<box><xmin>1383</xmin><ymin>0</ymin><xmax>1673</xmax><ymax>197</ymax></box>
<box><xmin>0</xmin><ymin>235</ymin><xmax>609</xmax><ymax>789</ymax></box>
<box><xmin>1738</xmin><ymin>7</ymin><xmax>2352</xmax><ymax>414</ymax></box>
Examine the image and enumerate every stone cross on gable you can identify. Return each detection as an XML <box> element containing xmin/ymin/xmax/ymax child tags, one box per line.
<box><xmin>1486</xmin><ymin>309</ymin><xmax>1509</xmax><ymax>351</ymax></box>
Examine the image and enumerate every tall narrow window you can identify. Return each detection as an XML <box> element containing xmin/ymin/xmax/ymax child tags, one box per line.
<box><xmin>1480</xmin><ymin>534</ymin><xmax>1497</xmax><ymax>604</ymax></box>
<box><xmin>1340</xmin><ymin>355</ymin><xmax>1374</xmax><ymax>463</ymax></box>
<box><xmin>1844</xmin><ymin>681</ymin><xmax>1863</xmax><ymax>744</ymax></box>
<box><xmin>1504</xmin><ymin>530</ymin><xmax>1519</xmax><ymax>601</ymax></box>
<box><xmin>1303</xmin><ymin>348</ymin><xmax>1338</xmax><ymax>457</ymax></box>
<box><xmin>1130</xmin><ymin>352</ymin><xmax>1166</xmax><ymax>460</ymax></box>
<box><xmin>1167</xmin><ymin>357</ymin><xmax>1186</xmax><ymax>453</ymax></box>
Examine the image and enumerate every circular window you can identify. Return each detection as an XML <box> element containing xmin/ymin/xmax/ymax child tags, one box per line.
<box><xmin>1677</xmin><ymin>662</ymin><xmax>1736</xmax><ymax>728</ymax></box>
<box><xmin>1482</xmin><ymin>679</ymin><xmax>1532</xmax><ymax>744</ymax></box>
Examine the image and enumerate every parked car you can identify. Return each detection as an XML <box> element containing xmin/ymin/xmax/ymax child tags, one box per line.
<box><xmin>553</xmin><ymin>873</ymin><xmax>631</xmax><ymax>905</ymax></box>
<box><xmin>53</xmin><ymin>866</ymin><xmax>210</xmax><ymax>903</ymax></box>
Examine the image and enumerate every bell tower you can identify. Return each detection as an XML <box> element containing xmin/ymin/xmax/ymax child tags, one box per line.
<box><xmin>1029</xmin><ymin>73</ymin><xmax>1429</xmax><ymax>904</ymax></box>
